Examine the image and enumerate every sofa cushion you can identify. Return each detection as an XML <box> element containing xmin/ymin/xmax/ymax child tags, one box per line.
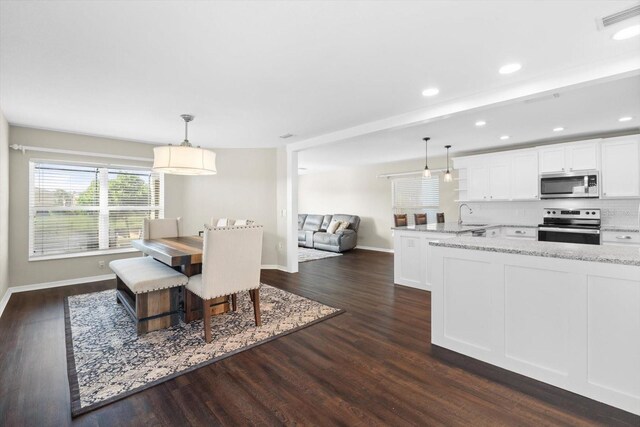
<box><xmin>332</xmin><ymin>214</ymin><xmax>360</xmax><ymax>232</ymax></box>
<box><xmin>302</xmin><ymin>214</ymin><xmax>324</xmax><ymax>231</ymax></box>
<box><xmin>298</xmin><ymin>214</ymin><xmax>307</xmax><ymax>230</ymax></box>
<box><xmin>336</xmin><ymin>221</ymin><xmax>350</xmax><ymax>232</ymax></box>
<box><xmin>313</xmin><ymin>232</ymin><xmax>341</xmax><ymax>246</ymax></box>
<box><xmin>321</xmin><ymin>215</ymin><xmax>333</xmax><ymax>231</ymax></box>
<box><xmin>326</xmin><ymin>220</ymin><xmax>342</xmax><ymax>234</ymax></box>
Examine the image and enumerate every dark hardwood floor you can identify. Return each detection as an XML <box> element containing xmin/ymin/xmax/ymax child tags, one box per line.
<box><xmin>1</xmin><ymin>249</ymin><xmax>638</xmax><ymax>426</ymax></box>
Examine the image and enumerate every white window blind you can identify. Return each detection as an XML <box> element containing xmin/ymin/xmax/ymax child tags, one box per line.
<box><xmin>392</xmin><ymin>177</ymin><xmax>440</xmax><ymax>225</ymax></box>
<box><xmin>29</xmin><ymin>162</ymin><xmax>163</xmax><ymax>259</ymax></box>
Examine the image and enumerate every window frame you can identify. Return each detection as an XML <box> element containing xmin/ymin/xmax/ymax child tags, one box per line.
<box><xmin>28</xmin><ymin>159</ymin><xmax>164</xmax><ymax>261</ymax></box>
<box><xmin>391</xmin><ymin>176</ymin><xmax>440</xmax><ymax>225</ymax></box>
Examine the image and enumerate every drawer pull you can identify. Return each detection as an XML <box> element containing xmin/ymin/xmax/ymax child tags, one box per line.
<box><xmin>514</xmin><ymin>230</ymin><xmax>525</xmax><ymax>234</ymax></box>
<box><xmin>616</xmin><ymin>235</ymin><xmax>633</xmax><ymax>240</ymax></box>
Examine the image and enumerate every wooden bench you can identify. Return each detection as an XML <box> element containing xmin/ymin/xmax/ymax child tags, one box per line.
<box><xmin>109</xmin><ymin>257</ymin><xmax>188</xmax><ymax>335</ymax></box>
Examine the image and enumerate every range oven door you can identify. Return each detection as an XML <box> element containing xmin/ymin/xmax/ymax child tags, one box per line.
<box><xmin>537</xmin><ymin>226</ymin><xmax>601</xmax><ymax>245</ymax></box>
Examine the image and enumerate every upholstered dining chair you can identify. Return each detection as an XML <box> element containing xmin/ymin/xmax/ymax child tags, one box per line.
<box><xmin>414</xmin><ymin>213</ymin><xmax>427</xmax><ymax>225</ymax></box>
<box><xmin>393</xmin><ymin>214</ymin><xmax>408</xmax><ymax>227</ymax></box>
<box><xmin>143</xmin><ymin>217</ymin><xmax>183</xmax><ymax>239</ymax></box>
<box><xmin>185</xmin><ymin>225</ymin><xmax>264</xmax><ymax>343</ymax></box>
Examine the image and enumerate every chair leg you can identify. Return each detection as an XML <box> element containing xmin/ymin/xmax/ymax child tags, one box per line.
<box><xmin>251</xmin><ymin>289</ymin><xmax>261</xmax><ymax>326</ymax></box>
<box><xmin>249</xmin><ymin>290</ymin><xmax>254</xmax><ymax>303</ymax></box>
<box><xmin>184</xmin><ymin>288</ymin><xmax>192</xmax><ymax>323</ymax></box>
<box><xmin>231</xmin><ymin>293</ymin><xmax>237</xmax><ymax>311</ymax></box>
<box><xmin>203</xmin><ymin>298</ymin><xmax>212</xmax><ymax>343</ymax></box>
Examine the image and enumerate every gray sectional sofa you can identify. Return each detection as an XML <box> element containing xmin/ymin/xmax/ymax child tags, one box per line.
<box><xmin>298</xmin><ymin>214</ymin><xmax>360</xmax><ymax>252</ymax></box>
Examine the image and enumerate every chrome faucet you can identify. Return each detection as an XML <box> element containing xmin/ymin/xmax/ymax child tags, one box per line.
<box><xmin>458</xmin><ymin>203</ymin><xmax>473</xmax><ymax>225</ymax></box>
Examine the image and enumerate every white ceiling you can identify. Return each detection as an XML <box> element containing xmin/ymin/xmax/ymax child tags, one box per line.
<box><xmin>299</xmin><ymin>75</ymin><xmax>640</xmax><ymax>171</ymax></box>
<box><xmin>1</xmin><ymin>1</ymin><xmax>639</xmax><ymax>149</ymax></box>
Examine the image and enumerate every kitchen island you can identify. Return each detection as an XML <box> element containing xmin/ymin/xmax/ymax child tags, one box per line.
<box><xmin>393</xmin><ymin>223</ymin><xmax>537</xmax><ymax>290</ymax></box>
<box><xmin>428</xmin><ymin>237</ymin><xmax>640</xmax><ymax>416</ymax></box>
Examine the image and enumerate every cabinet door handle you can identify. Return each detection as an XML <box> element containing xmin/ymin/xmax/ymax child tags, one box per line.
<box><xmin>616</xmin><ymin>236</ymin><xmax>633</xmax><ymax>240</ymax></box>
<box><xmin>562</xmin><ymin>167</ymin><xmax>565</xmax><ymax>171</ymax></box>
<box><xmin>515</xmin><ymin>230</ymin><xmax>525</xmax><ymax>234</ymax></box>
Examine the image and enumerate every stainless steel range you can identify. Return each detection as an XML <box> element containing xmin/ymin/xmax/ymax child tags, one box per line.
<box><xmin>538</xmin><ymin>208</ymin><xmax>601</xmax><ymax>245</ymax></box>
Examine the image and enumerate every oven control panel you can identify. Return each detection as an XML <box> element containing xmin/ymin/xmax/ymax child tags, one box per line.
<box><xmin>543</xmin><ymin>208</ymin><xmax>601</xmax><ymax>220</ymax></box>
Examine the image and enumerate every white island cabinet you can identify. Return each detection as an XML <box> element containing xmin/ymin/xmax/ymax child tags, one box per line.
<box><xmin>393</xmin><ymin>224</ymin><xmax>488</xmax><ymax>290</ymax></box>
<box><xmin>428</xmin><ymin>237</ymin><xmax>640</xmax><ymax>416</ymax></box>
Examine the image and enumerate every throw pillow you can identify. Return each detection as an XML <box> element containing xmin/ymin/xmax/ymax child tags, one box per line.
<box><xmin>336</xmin><ymin>221</ymin><xmax>350</xmax><ymax>232</ymax></box>
<box><xmin>327</xmin><ymin>219</ymin><xmax>342</xmax><ymax>234</ymax></box>
<box><xmin>234</xmin><ymin>219</ymin><xmax>248</xmax><ymax>226</ymax></box>
<box><xmin>216</xmin><ymin>218</ymin><xmax>228</xmax><ymax>227</ymax></box>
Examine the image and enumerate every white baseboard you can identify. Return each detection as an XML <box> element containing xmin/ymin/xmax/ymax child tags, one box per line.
<box><xmin>355</xmin><ymin>245</ymin><xmax>394</xmax><ymax>253</ymax></box>
<box><xmin>0</xmin><ymin>273</ymin><xmax>116</xmax><ymax>319</ymax></box>
<box><xmin>261</xmin><ymin>264</ymin><xmax>289</xmax><ymax>272</ymax></box>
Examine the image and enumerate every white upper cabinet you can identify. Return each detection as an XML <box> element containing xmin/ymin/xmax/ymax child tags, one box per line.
<box><xmin>539</xmin><ymin>146</ymin><xmax>566</xmax><ymax>174</ymax></box>
<box><xmin>467</xmin><ymin>164</ymin><xmax>489</xmax><ymax>201</ymax></box>
<box><xmin>466</xmin><ymin>155</ymin><xmax>511</xmax><ymax>201</ymax></box>
<box><xmin>601</xmin><ymin>136</ymin><xmax>640</xmax><ymax>198</ymax></box>
<box><xmin>539</xmin><ymin>140</ymin><xmax>599</xmax><ymax>174</ymax></box>
<box><xmin>511</xmin><ymin>150</ymin><xmax>539</xmax><ymax>200</ymax></box>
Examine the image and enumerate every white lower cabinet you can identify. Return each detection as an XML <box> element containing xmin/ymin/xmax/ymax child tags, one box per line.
<box><xmin>501</xmin><ymin>227</ymin><xmax>537</xmax><ymax>240</ymax></box>
<box><xmin>393</xmin><ymin>230</ymin><xmax>464</xmax><ymax>290</ymax></box>
<box><xmin>429</xmin><ymin>245</ymin><xmax>640</xmax><ymax>415</ymax></box>
<box><xmin>602</xmin><ymin>231</ymin><xmax>640</xmax><ymax>247</ymax></box>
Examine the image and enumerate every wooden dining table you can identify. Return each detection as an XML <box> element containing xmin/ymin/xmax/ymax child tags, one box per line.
<box><xmin>131</xmin><ymin>236</ymin><xmax>230</xmax><ymax>319</ymax></box>
<box><xmin>131</xmin><ymin>236</ymin><xmax>204</xmax><ymax>277</ymax></box>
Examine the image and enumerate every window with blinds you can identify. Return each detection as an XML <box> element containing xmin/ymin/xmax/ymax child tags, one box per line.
<box><xmin>29</xmin><ymin>162</ymin><xmax>164</xmax><ymax>259</ymax></box>
<box><xmin>392</xmin><ymin>176</ymin><xmax>440</xmax><ymax>225</ymax></box>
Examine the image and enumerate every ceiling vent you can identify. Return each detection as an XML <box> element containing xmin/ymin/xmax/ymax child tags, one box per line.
<box><xmin>597</xmin><ymin>5</ymin><xmax>640</xmax><ymax>29</ymax></box>
<box><xmin>523</xmin><ymin>92</ymin><xmax>560</xmax><ymax>105</ymax></box>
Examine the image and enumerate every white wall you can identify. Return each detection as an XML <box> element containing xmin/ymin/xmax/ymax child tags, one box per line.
<box><xmin>8</xmin><ymin>126</ymin><xmax>184</xmax><ymax>287</ymax></box>
<box><xmin>179</xmin><ymin>148</ymin><xmax>279</xmax><ymax>267</ymax></box>
<box><xmin>0</xmin><ymin>110</ymin><xmax>9</xmax><ymax>301</ymax></box>
<box><xmin>298</xmin><ymin>157</ymin><xmax>457</xmax><ymax>250</ymax></box>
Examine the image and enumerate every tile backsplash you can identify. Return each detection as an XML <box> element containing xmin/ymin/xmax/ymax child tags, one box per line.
<box><xmin>460</xmin><ymin>199</ymin><xmax>640</xmax><ymax>227</ymax></box>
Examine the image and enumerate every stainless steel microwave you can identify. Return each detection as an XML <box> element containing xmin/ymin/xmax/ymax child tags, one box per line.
<box><xmin>540</xmin><ymin>171</ymin><xmax>599</xmax><ymax>199</ymax></box>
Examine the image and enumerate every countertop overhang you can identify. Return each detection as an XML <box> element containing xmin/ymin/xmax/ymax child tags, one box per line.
<box><xmin>429</xmin><ymin>236</ymin><xmax>640</xmax><ymax>266</ymax></box>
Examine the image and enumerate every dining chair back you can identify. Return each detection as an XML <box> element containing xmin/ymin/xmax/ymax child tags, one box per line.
<box><xmin>144</xmin><ymin>217</ymin><xmax>182</xmax><ymax>239</ymax></box>
<box><xmin>414</xmin><ymin>213</ymin><xmax>427</xmax><ymax>225</ymax></box>
<box><xmin>185</xmin><ymin>225</ymin><xmax>264</xmax><ymax>342</ymax></box>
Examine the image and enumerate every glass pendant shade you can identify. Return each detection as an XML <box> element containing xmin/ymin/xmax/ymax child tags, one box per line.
<box><xmin>422</xmin><ymin>137</ymin><xmax>431</xmax><ymax>178</ymax></box>
<box><xmin>443</xmin><ymin>144</ymin><xmax>453</xmax><ymax>182</ymax></box>
<box><xmin>153</xmin><ymin>114</ymin><xmax>217</xmax><ymax>175</ymax></box>
<box><xmin>153</xmin><ymin>146</ymin><xmax>217</xmax><ymax>175</ymax></box>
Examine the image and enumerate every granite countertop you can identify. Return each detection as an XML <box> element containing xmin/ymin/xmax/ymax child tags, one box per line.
<box><xmin>601</xmin><ymin>226</ymin><xmax>640</xmax><ymax>233</ymax></box>
<box><xmin>392</xmin><ymin>222</ymin><xmax>537</xmax><ymax>234</ymax></box>
<box><xmin>429</xmin><ymin>236</ymin><xmax>640</xmax><ymax>266</ymax></box>
<box><xmin>392</xmin><ymin>223</ymin><xmax>495</xmax><ymax>234</ymax></box>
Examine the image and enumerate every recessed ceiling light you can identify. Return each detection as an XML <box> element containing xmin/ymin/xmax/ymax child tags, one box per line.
<box><xmin>619</xmin><ymin>116</ymin><xmax>633</xmax><ymax>122</ymax></box>
<box><xmin>475</xmin><ymin>120</ymin><xmax>487</xmax><ymax>127</ymax></box>
<box><xmin>612</xmin><ymin>24</ymin><xmax>640</xmax><ymax>41</ymax></box>
<box><xmin>500</xmin><ymin>135</ymin><xmax>510</xmax><ymax>140</ymax></box>
<box><xmin>422</xmin><ymin>87</ymin><xmax>440</xmax><ymax>97</ymax></box>
<box><xmin>553</xmin><ymin>127</ymin><xmax>564</xmax><ymax>132</ymax></box>
<box><xmin>499</xmin><ymin>63</ymin><xmax>522</xmax><ymax>74</ymax></box>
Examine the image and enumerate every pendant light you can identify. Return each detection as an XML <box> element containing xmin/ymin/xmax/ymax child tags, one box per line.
<box><xmin>443</xmin><ymin>145</ymin><xmax>453</xmax><ymax>182</ymax></box>
<box><xmin>422</xmin><ymin>137</ymin><xmax>431</xmax><ymax>178</ymax></box>
<box><xmin>153</xmin><ymin>115</ymin><xmax>217</xmax><ymax>175</ymax></box>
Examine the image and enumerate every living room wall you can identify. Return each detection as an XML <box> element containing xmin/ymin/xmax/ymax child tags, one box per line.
<box><xmin>298</xmin><ymin>157</ymin><xmax>457</xmax><ymax>251</ymax></box>
<box><xmin>0</xmin><ymin>110</ymin><xmax>9</xmax><ymax>302</ymax></box>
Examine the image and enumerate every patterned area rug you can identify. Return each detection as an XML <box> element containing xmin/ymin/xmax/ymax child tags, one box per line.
<box><xmin>64</xmin><ymin>284</ymin><xmax>342</xmax><ymax>417</ymax></box>
<box><xmin>298</xmin><ymin>247</ymin><xmax>343</xmax><ymax>262</ymax></box>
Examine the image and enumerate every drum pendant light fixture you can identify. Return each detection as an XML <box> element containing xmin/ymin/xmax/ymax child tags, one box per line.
<box><xmin>422</xmin><ymin>137</ymin><xmax>431</xmax><ymax>178</ymax></box>
<box><xmin>153</xmin><ymin>114</ymin><xmax>217</xmax><ymax>175</ymax></box>
<box><xmin>443</xmin><ymin>145</ymin><xmax>453</xmax><ymax>182</ymax></box>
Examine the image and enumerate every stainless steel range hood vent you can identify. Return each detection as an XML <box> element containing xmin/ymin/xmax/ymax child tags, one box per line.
<box><xmin>598</xmin><ymin>5</ymin><xmax>640</xmax><ymax>29</ymax></box>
